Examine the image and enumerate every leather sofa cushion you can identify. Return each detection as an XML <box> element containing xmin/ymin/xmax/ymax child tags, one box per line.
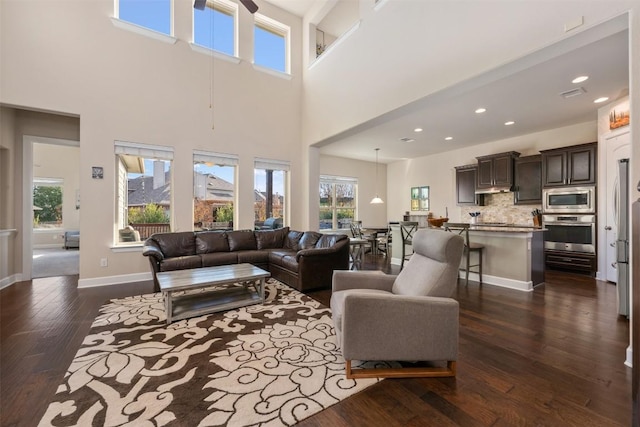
<box><xmin>255</xmin><ymin>227</ymin><xmax>289</xmax><ymax>250</ymax></box>
<box><xmin>152</xmin><ymin>232</ymin><xmax>196</xmax><ymax>258</ymax></box>
<box><xmin>159</xmin><ymin>255</ymin><xmax>202</xmax><ymax>271</ymax></box>
<box><xmin>227</xmin><ymin>230</ymin><xmax>257</xmax><ymax>251</ymax></box>
<box><xmin>269</xmin><ymin>249</ymin><xmax>297</xmax><ymax>267</ymax></box>
<box><xmin>284</xmin><ymin>231</ymin><xmax>304</xmax><ymax>250</ymax></box>
<box><xmin>201</xmin><ymin>252</ymin><xmax>238</xmax><ymax>267</ymax></box>
<box><xmin>316</xmin><ymin>234</ymin><xmax>347</xmax><ymax>248</ymax></box>
<box><xmin>196</xmin><ymin>231</ymin><xmax>230</xmax><ymax>254</ymax></box>
<box><xmin>299</xmin><ymin>232</ymin><xmax>321</xmax><ymax>250</ymax></box>
<box><xmin>236</xmin><ymin>250</ymin><xmax>270</xmax><ymax>264</ymax></box>
<box><xmin>280</xmin><ymin>254</ymin><xmax>299</xmax><ymax>271</ymax></box>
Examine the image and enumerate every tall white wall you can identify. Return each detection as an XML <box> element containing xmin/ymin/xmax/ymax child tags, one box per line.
<box><xmin>0</xmin><ymin>0</ymin><xmax>303</xmax><ymax>282</ymax></box>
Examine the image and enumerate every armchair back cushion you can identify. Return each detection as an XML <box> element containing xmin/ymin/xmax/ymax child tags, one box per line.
<box><xmin>392</xmin><ymin>229</ymin><xmax>464</xmax><ymax>298</ymax></box>
<box><xmin>227</xmin><ymin>230</ymin><xmax>257</xmax><ymax>251</ymax></box>
<box><xmin>195</xmin><ymin>231</ymin><xmax>230</xmax><ymax>254</ymax></box>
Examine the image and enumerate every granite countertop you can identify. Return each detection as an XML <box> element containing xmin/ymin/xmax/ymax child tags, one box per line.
<box><xmin>442</xmin><ymin>222</ymin><xmax>545</xmax><ymax>233</ymax></box>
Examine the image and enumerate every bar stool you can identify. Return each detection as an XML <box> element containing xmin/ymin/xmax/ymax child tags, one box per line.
<box><xmin>400</xmin><ymin>221</ymin><xmax>418</xmax><ymax>270</ymax></box>
<box><xmin>444</xmin><ymin>223</ymin><xmax>484</xmax><ymax>285</ymax></box>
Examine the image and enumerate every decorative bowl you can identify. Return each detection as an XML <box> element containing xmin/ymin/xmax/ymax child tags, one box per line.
<box><xmin>428</xmin><ymin>217</ymin><xmax>449</xmax><ymax>228</ymax></box>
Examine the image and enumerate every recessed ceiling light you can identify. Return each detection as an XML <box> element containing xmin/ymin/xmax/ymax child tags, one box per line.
<box><xmin>414</xmin><ymin>128</ymin><xmax>423</xmax><ymax>132</ymax></box>
<box><xmin>445</xmin><ymin>136</ymin><xmax>453</xmax><ymax>141</ymax></box>
<box><xmin>594</xmin><ymin>97</ymin><xmax>609</xmax><ymax>103</ymax></box>
<box><xmin>504</xmin><ymin>121</ymin><xmax>515</xmax><ymax>126</ymax></box>
<box><xmin>475</xmin><ymin>108</ymin><xmax>487</xmax><ymax>114</ymax></box>
<box><xmin>572</xmin><ymin>76</ymin><xmax>589</xmax><ymax>84</ymax></box>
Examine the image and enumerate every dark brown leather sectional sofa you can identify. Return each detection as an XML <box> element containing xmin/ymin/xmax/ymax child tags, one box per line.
<box><xmin>142</xmin><ymin>227</ymin><xmax>350</xmax><ymax>293</ymax></box>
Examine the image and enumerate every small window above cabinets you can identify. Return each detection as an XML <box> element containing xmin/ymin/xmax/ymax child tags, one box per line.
<box><xmin>475</xmin><ymin>151</ymin><xmax>520</xmax><ymax>193</ymax></box>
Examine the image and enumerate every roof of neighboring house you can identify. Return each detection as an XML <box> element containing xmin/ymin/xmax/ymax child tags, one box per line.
<box><xmin>127</xmin><ymin>172</ymin><xmax>171</xmax><ymax>207</ymax></box>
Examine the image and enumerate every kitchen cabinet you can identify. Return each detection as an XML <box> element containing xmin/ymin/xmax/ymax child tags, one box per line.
<box><xmin>514</xmin><ymin>155</ymin><xmax>542</xmax><ymax>205</ymax></box>
<box><xmin>541</xmin><ymin>142</ymin><xmax>596</xmax><ymax>187</ymax></box>
<box><xmin>455</xmin><ymin>165</ymin><xmax>484</xmax><ymax>206</ymax></box>
<box><xmin>476</xmin><ymin>151</ymin><xmax>520</xmax><ymax>191</ymax></box>
<box><xmin>545</xmin><ymin>250</ymin><xmax>596</xmax><ymax>275</ymax></box>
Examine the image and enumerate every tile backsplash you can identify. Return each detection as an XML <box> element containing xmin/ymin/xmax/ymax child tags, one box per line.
<box><xmin>460</xmin><ymin>192</ymin><xmax>541</xmax><ymax>225</ymax></box>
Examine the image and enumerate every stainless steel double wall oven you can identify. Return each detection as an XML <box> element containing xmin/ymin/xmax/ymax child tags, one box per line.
<box><xmin>542</xmin><ymin>186</ymin><xmax>596</xmax><ymax>273</ymax></box>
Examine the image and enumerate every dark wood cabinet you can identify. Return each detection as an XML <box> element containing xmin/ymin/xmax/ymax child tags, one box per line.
<box><xmin>541</xmin><ymin>142</ymin><xmax>596</xmax><ymax>187</ymax></box>
<box><xmin>514</xmin><ymin>155</ymin><xmax>542</xmax><ymax>205</ymax></box>
<box><xmin>455</xmin><ymin>165</ymin><xmax>484</xmax><ymax>206</ymax></box>
<box><xmin>545</xmin><ymin>250</ymin><xmax>596</xmax><ymax>275</ymax></box>
<box><xmin>476</xmin><ymin>151</ymin><xmax>520</xmax><ymax>190</ymax></box>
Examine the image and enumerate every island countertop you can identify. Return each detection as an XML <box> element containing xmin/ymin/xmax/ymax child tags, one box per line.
<box><xmin>442</xmin><ymin>222</ymin><xmax>546</xmax><ymax>233</ymax></box>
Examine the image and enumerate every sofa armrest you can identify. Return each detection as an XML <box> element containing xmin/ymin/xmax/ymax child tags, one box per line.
<box><xmin>142</xmin><ymin>242</ymin><xmax>165</xmax><ymax>262</ymax></box>
<box><xmin>332</xmin><ymin>270</ymin><xmax>396</xmax><ymax>293</ymax></box>
<box><xmin>296</xmin><ymin>246</ymin><xmax>341</xmax><ymax>260</ymax></box>
<box><xmin>341</xmin><ymin>293</ymin><xmax>458</xmax><ymax>361</ymax></box>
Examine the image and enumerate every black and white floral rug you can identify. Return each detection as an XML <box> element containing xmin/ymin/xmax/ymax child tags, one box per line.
<box><xmin>38</xmin><ymin>279</ymin><xmax>379</xmax><ymax>426</ymax></box>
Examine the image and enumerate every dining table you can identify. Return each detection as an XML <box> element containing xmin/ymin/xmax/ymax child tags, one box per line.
<box><xmin>362</xmin><ymin>226</ymin><xmax>390</xmax><ymax>255</ymax></box>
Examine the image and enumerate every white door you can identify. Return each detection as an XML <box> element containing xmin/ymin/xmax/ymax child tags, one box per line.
<box><xmin>605</xmin><ymin>131</ymin><xmax>630</xmax><ymax>282</ymax></box>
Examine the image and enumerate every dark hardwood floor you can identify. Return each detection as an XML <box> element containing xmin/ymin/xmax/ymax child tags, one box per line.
<box><xmin>1</xmin><ymin>256</ymin><xmax>631</xmax><ymax>426</ymax></box>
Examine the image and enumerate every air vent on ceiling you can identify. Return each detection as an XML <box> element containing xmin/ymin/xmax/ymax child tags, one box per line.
<box><xmin>559</xmin><ymin>87</ymin><xmax>586</xmax><ymax>99</ymax></box>
<box><xmin>399</xmin><ymin>137</ymin><xmax>415</xmax><ymax>142</ymax></box>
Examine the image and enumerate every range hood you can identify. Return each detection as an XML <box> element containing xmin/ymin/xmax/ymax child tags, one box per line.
<box><xmin>475</xmin><ymin>186</ymin><xmax>513</xmax><ymax>194</ymax></box>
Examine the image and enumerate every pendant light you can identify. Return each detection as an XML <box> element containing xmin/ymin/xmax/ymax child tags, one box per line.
<box><xmin>370</xmin><ymin>148</ymin><xmax>384</xmax><ymax>204</ymax></box>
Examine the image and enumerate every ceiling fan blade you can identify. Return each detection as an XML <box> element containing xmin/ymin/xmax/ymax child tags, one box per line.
<box><xmin>239</xmin><ymin>0</ymin><xmax>259</xmax><ymax>14</ymax></box>
<box><xmin>193</xmin><ymin>0</ymin><xmax>206</xmax><ymax>11</ymax></box>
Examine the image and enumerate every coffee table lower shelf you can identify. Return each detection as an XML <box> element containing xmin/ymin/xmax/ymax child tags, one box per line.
<box><xmin>169</xmin><ymin>286</ymin><xmax>263</xmax><ymax>323</ymax></box>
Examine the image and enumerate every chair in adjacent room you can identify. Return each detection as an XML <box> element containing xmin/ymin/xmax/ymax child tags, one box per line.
<box><xmin>400</xmin><ymin>221</ymin><xmax>418</xmax><ymax>269</ymax></box>
<box><xmin>444</xmin><ymin>223</ymin><xmax>484</xmax><ymax>285</ymax></box>
<box><xmin>330</xmin><ymin>228</ymin><xmax>464</xmax><ymax>378</ymax></box>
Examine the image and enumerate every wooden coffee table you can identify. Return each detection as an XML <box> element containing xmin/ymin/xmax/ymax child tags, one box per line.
<box><xmin>156</xmin><ymin>263</ymin><xmax>271</xmax><ymax>324</ymax></box>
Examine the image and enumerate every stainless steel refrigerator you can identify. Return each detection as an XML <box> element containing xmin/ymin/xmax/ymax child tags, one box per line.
<box><xmin>617</xmin><ymin>158</ymin><xmax>630</xmax><ymax>317</ymax></box>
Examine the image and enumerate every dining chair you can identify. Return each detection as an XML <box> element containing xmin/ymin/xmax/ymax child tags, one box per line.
<box><xmin>443</xmin><ymin>223</ymin><xmax>484</xmax><ymax>285</ymax></box>
<box><xmin>399</xmin><ymin>221</ymin><xmax>418</xmax><ymax>269</ymax></box>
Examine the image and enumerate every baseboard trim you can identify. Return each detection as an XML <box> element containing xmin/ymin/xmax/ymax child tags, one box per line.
<box><xmin>0</xmin><ymin>274</ymin><xmax>22</xmax><ymax>290</ymax></box>
<box><xmin>78</xmin><ymin>272</ymin><xmax>152</xmax><ymax>288</ymax></box>
<box><xmin>34</xmin><ymin>244</ymin><xmax>64</xmax><ymax>249</ymax></box>
<box><xmin>459</xmin><ymin>271</ymin><xmax>534</xmax><ymax>292</ymax></box>
<box><xmin>625</xmin><ymin>345</ymin><xmax>633</xmax><ymax>368</ymax></box>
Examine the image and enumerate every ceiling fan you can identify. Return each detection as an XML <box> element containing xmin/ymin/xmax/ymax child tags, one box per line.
<box><xmin>194</xmin><ymin>0</ymin><xmax>258</xmax><ymax>14</ymax></box>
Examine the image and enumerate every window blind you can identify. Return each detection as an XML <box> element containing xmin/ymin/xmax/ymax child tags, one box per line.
<box><xmin>320</xmin><ymin>175</ymin><xmax>357</xmax><ymax>185</ymax></box>
<box><xmin>254</xmin><ymin>157</ymin><xmax>290</xmax><ymax>171</ymax></box>
<box><xmin>114</xmin><ymin>141</ymin><xmax>174</xmax><ymax>160</ymax></box>
<box><xmin>193</xmin><ymin>150</ymin><xmax>239</xmax><ymax>166</ymax></box>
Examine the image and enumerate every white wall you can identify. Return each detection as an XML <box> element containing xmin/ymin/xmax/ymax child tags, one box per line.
<box><xmin>386</xmin><ymin>121</ymin><xmax>597</xmax><ymax>222</ymax></box>
<box><xmin>320</xmin><ymin>154</ymin><xmax>387</xmax><ymax>228</ymax></box>
<box><xmin>0</xmin><ymin>0</ymin><xmax>303</xmax><ymax>282</ymax></box>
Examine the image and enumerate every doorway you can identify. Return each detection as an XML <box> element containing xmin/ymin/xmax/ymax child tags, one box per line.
<box><xmin>23</xmin><ymin>136</ymin><xmax>80</xmax><ymax>279</ymax></box>
<box><xmin>604</xmin><ymin>129</ymin><xmax>630</xmax><ymax>283</ymax></box>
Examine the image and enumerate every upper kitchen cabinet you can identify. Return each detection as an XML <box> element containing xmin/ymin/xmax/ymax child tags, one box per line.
<box><xmin>476</xmin><ymin>151</ymin><xmax>520</xmax><ymax>192</ymax></box>
<box><xmin>514</xmin><ymin>155</ymin><xmax>542</xmax><ymax>204</ymax></box>
<box><xmin>455</xmin><ymin>165</ymin><xmax>485</xmax><ymax>206</ymax></box>
<box><xmin>541</xmin><ymin>142</ymin><xmax>596</xmax><ymax>187</ymax></box>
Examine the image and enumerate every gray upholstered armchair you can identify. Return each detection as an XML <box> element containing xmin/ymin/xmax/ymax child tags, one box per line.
<box><xmin>330</xmin><ymin>228</ymin><xmax>464</xmax><ymax>379</ymax></box>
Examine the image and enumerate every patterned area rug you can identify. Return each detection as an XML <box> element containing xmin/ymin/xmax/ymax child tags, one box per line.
<box><xmin>38</xmin><ymin>279</ymin><xmax>379</xmax><ymax>426</ymax></box>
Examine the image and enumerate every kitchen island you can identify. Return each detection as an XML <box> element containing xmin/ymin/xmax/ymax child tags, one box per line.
<box><xmin>390</xmin><ymin>222</ymin><xmax>545</xmax><ymax>291</ymax></box>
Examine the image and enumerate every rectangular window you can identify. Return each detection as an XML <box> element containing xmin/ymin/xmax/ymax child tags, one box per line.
<box><xmin>115</xmin><ymin>141</ymin><xmax>173</xmax><ymax>244</ymax></box>
<box><xmin>254</xmin><ymin>14</ymin><xmax>289</xmax><ymax>74</ymax></box>
<box><xmin>118</xmin><ymin>0</ymin><xmax>171</xmax><ymax>35</ymax></box>
<box><xmin>254</xmin><ymin>158</ymin><xmax>289</xmax><ymax>229</ymax></box>
<box><xmin>193</xmin><ymin>0</ymin><xmax>237</xmax><ymax>56</ymax></box>
<box><xmin>33</xmin><ymin>178</ymin><xmax>64</xmax><ymax>229</ymax></box>
<box><xmin>320</xmin><ymin>176</ymin><xmax>357</xmax><ymax>230</ymax></box>
<box><xmin>193</xmin><ymin>151</ymin><xmax>238</xmax><ymax>231</ymax></box>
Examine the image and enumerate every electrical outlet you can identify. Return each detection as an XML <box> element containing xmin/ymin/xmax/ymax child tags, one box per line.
<box><xmin>100</xmin><ymin>258</ymin><xmax>108</xmax><ymax>267</ymax></box>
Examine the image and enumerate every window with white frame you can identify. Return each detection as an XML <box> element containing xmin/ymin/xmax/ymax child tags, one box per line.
<box><xmin>33</xmin><ymin>178</ymin><xmax>64</xmax><ymax>229</ymax></box>
<box><xmin>117</xmin><ymin>0</ymin><xmax>171</xmax><ymax>35</ymax></box>
<box><xmin>254</xmin><ymin>14</ymin><xmax>289</xmax><ymax>74</ymax></box>
<box><xmin>254</xmin><ymin>158</ymin><xmax>289</xmax><ymax>229</ymax></box>
<box><xmin>193</xmin><ymin>0</ymin><xmax>237</xmax><ymax>56</ymax></box>
<box><xmin>320</xmin><ymin>176</ymin><xmax>357</xmax><ymax>230</ymax></box>
<box><xmin>115</xmin><ymin>141</ymin><xmax>173</xmax><ymax>244</ymax></box>
<box><xmin>193</xmin><ymin>151</ymin><xmax>238</xmax><ymax>231</ymax></box>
